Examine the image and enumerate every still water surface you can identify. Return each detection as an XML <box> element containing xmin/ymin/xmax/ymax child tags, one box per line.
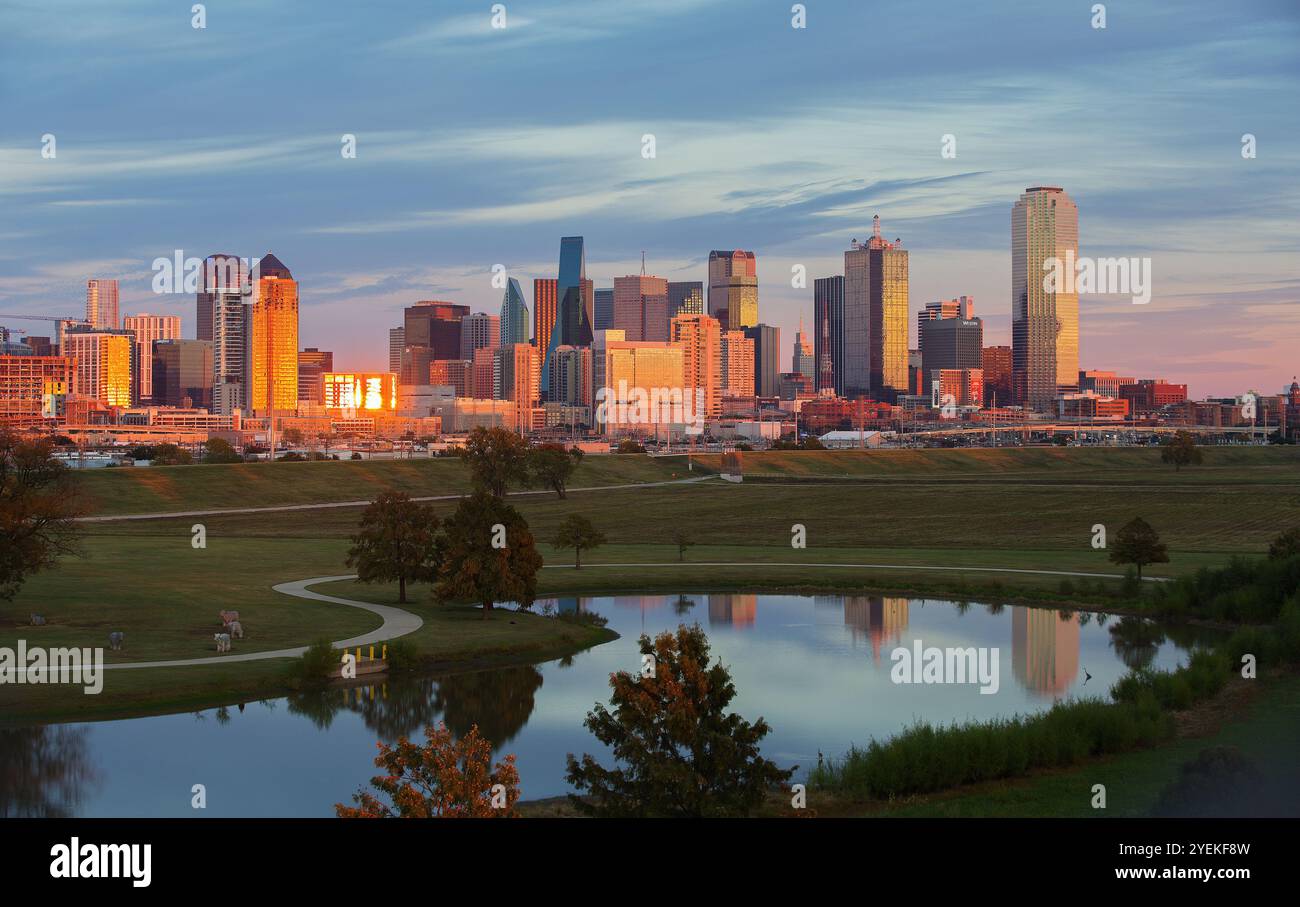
<box><xmin>2</xmin><ymin>593</ymin><xmax>1207</xmax><ymax>816</ymax></box>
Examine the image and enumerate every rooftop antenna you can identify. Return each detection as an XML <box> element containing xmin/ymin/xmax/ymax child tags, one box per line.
<box><xmin>872</xmin><ymin>215</ymin><xmax>881</xmax><ymax>240</ymax></box>
<box><xmin>640</xmin><ymin>251</ymin><xmax>646</xmax><ymax>276</ymax></box>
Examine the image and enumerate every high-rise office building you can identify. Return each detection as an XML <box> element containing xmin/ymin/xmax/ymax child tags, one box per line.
<box><xmin>917</xmin><ymin>296</ymin><xmax>974</xmax><ymax>352</ymax></box>
<box><xmin>613</xmin><ymin>274</ymin><xmax>670</xmax><ymax>342</ymax></box>
<box><xmin>920</xmin><ymin>316</ymin><xmax>983</xmax><ymax>395</ymax></box>
<box><xmin>64</xmin><ymin>327</ymin><xmax>132</xmax><ymax>407</ymax></box>
<box><xmin>670</xmin><ymin>313</ymin><xmax>722</xmax><ymax>418</ymax></box>
<box><xmin>744</xmin><ymin>324</ymin><xmax>781</xmax><ymax>397</ymax></box>
<box><xmin>388</xmin><ymin>327</ymin><xmax>405</xmax><ymax>373</ymax></box>
<box><xmin>197</xmin><ymin>253</ymin><xmax>246</xmax><ymax>344</ymax></box>
<box><xmin>1012</xmin><ymin>186</ymin><xmax>1079</xmax><ymax>410</ymax></box>
<box><xmin>593</xmin><ymin>288</ymin><xmax>615</xmax><ymax>331</ymax></box>
<box><xmin>298</xmin><ymin>347</ymin><xmax>333</xmax><ymax>405</ymax></box>
<box><xmin>843</xmin><ymin>216</ymin><xmax>908</xmax><ymax>400</ymax></box>
<box><xmin>667</xmin><ymin>281</ymin><xmax>705</xmax><ymax>320</ymax></box>
<box><xmin>982</xmin><ymin>345</ymin><xmax>1013</xmax><ymax>406</ymax></box>
<box><xmin>152</xmin><ymin>339</ymin><xmax>214</xmax><ymax>409</ymax></box>
<box><xmin>543</xmin><ymin>237</ymin><xmax>593</xmax><ymax>394</ymax></box>
<box><xmin>250</xmin><ymin>252</ymin><xmax>299</xmax><ymax>414</ymax></box>
<box><xmin>534</xmin><ymin>279</ymin><xmax>556</xmax><ymax>357</ymax></box>
<box><xmin>814</xmin><ymin>275</ymin><xmax>844</xmax><ymax>394</ymax></box>
<box><xmin>122</xmin><ymin>314</ymin><xmax>181</xmax><ymax>403</ymax></box>
<box><xmin>501</xmin><ymin>343</ymin><xmax>540</xmax><ymax>431</ymax></box>
<box><xmin>460</xmin><ymin>312</ymin><xmax>501</xmax><ymax>361</ymax></box>
<box><xmin>429</xmin><ymin>359</ymin><xmax>472</xmax><ymax>397</ymax></box>
<box><xmin>86</xmin><ymin>278</ymin><xmax>120</xmax><ymax>330</ymax></box>
<box><xmin>792</xmin><ymin>316</ymin><xmax>814</xmax><ymax>381</ymax></box>
<box><xmin>548</xmin><ymin>345</ymin><xmax>593</xmax><ymax>409</ymax></box>
<box><xmin>404</xmin><ymin>301</ymin><xmax>469</xmax><ymax>360</ymax></box>
<box><xmin>0</xmin><ymin>354</ymin><xmax>75</xmax><ymax>428</ymax></box>
<box><xmin>592</xmin><ymin>330</ymin><xmax>685</xmax><ymax>435</ymax></box>
<box><xmin>500</xmin><ymin>278</ymin><xmax>530</xmax><ymax>348</ymax></box>
<box><xmin>720</xmin><ymin>330</ymin><xmax>755</xmax><ymax>397</ymax></box>
<box><xmin>708</xmin><ymin>250</ymin><xmax>758</xmax><ymax>331</ymax></box>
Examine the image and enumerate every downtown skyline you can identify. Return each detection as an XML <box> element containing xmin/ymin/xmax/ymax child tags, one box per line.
<box><xmin>1</xmin><ymin>0</ymin><xmax>1297</xmax><ymax>398</ymax></box>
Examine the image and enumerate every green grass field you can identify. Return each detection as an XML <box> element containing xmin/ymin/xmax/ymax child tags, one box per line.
<box><xmin>5</xmin><ymin>446</ymin><xmax>1297</xmax><ymax>725</ymax></box>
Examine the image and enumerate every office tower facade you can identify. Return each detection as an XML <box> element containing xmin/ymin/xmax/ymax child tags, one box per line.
<box><xmin>1012</xmin><ymin>186</ymin><xmax>1079</xmax><ymax>410</ymax></box>
<box><xmin>720</xmin><ymin>330</ymin><xmax>755</xmax><ymax>397</ymax></box>
<box><xmin>501</xmin><ymin>343</ymin><xmax>540</xmax><ymax>430</ymax></box>
<box><xmin>543</xmin><ymin>237</ymin><xmax>594</xmax><ymax>393</ymax></box>
<box><xmin>122</xmin><ymin>314</ymin><xmax>181</xmax><ymax>403</ymax></box>
<box><xmin>919</xmin><ymin>316</ymin><xmax>983</xmax><ymax>395</ymax></box>
<box><xmin>404</xmin><ymin>301</ymin><xmax>469</xmax><ymax>359</ymax></box>
<box><xmin>533</xmin><ymin>278</ymin><xmax>556</xmax><ymax>357</ymax></box>
<box><xmin>792</xmin><ymin>316</ymin><xmax>814</xmax><ymax>381</ymax></box>
<box><xmin>86</xmin><ymin>278</ymin><xmax>120</xmax><ymax>330</ymax></box>
<box><xmin>708</xmin><ymin>250</ymin><xmax>758</xmax><ymax>331</ymax></box>
<box><xmin>471</xmin><ymin>346</ymin><xmax>498</xmax><ymax>399</ymax></box>
<box><xmin>592</xmin><ymin>330</ymin><xmax>685</xmax><ymax>435</ymax></box>
<box><xmin>612</xmin><ymin>274</ymin><xmax>670</xmax><ymax>342</ymax></box>
<box><xmin>548</xmin><ymin>345</ymin><xmax>593</xmax><ymax>409</ymax></box>
<box><xmin>744</xmin><ymin>324</ymin><xmax>780</xmax><ymax>397</ymax></box>
<box><xmin>667</xmin><ymin>281</ymin><xmax>705</xmax><ymax>320</ymax></box>
<box><xmin>0</xmin><ymin>355</ymin><xmax>75</xmax><ymax>427</ymax></box>
<box><xmin>298</xmin><ymin>347</ymin><xmax>334</xmax><ymax>405</ymax></box>
<box><xmin>500</xmin><ymin>278</ymin><xmax>530</xmax><ymax>348</ymax></box>
<box><xmin>197</xmin><ymin>253</ymin><xmax>246</xmax><ymax>344</ymax></box>
<box><xmin>460</xmin><ymin>312</ymin><xmax>501</xmax><ymax>361</ymax></box>
<box><xmin>814</xmin><ymin>275</ymin><xmax>844</xmax><ymax>394</ymax></box>
<box><xmin>429</xmin><ymin>359</ymin><xmax>472</xmax><ymax>397</ymax></box>
<box><xmin>593</xmin><ymin>288</ymin><xmax>614</xmax><ymax>331</ymax></box>
<box><xmin>844</xmin><ymin>216</ymin><xmax>908</xmax><ymax>400</ymax></box>
<box><xmin>250</xmin><ymin>253</ymin><xmax>299</xmax><ymax>414</ymax></box>
<box><xmin>982</xmin><ymin>345</ymin><xmax>1013</xmax><ymax>406</ymax></box>
<box><xmin>917</xmin><ymin>296</ymin><xmax>974</xmax><ymax>351</ymax></box>
<box><xmin>670</xmin><ymin>313</ymin><xmax>722</xmax><ymax>418</ymax></box>
<box><xmin>64</xmin><ymin>327</ymin><xmax>132</xmax><ymax>407</ymax></box>
<box><xmin>152</xmin><ymin>339</ymin><xmax>214</xmax><ymax>409</ymax></box>
<box><xmin>930</xmin><ymin>368</ymin><xmax>984</xmax><ymax>408</ymax></box>
<box><xmin>388</xmin><ymin>327</ymin><xmax>405</xmax><ymax>373</ymax></box>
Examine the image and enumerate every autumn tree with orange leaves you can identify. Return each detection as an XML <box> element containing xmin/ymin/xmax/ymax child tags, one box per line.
<box><xmin>565</xmin><ymin>624</ymin><xmax>793</xmax><ymax>817</ymax></box>
<box><xmin>336</xmin><ymin>722</ymin><xmax>520</xmax><ymax>818</ymax></box>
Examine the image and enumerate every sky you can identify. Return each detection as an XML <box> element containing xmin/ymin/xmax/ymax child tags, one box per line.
<box><xmin>1</xmin><ymin>0</ymin><xmax>1297</xmax><ymax>398</ymax></box>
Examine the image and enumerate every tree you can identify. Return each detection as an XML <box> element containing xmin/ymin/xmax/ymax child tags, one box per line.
<box><xmin>1268</xmin><ymin>526</ymin><xmax>1300</xmax><ymax>561</ymax></box>
<box><xmin>335</xmin><ymin>723</ymin><xmax>519</xmax><ymax>818</ymax></box>
<box><xmin>553</xmin><ymin>514</ymin><xmax>606</xmax><ymax>568</ymax></box>
<box><xmin>346</xmin><ymin>492</ymin><xmax>439</xmax><ymax>603</ymax></box>
<box><xmin>1109</xmin><ymin>516</ymin><xmax>1169</xmax><ymax>581</ymax></box>
<box><xmin>0</xmin><ymin>430</ymin><xmax>84</xmax><ymax>602</ymax></box>
<box><xmin>203</xmin><ymin>436</ymin><xmax>242</xmax><ymax>464</ymax></box>
<box><xmin>434</xmin><ymin>491</ymin><xmax>543</xmax><ymax>618</ymax></box>
<box><xmin>671</xmin><ymin>527</ymin><xmax>695</xmax><ymax>562</ymax></box>
<box><xmin>150</xmin><ymin>443</ymin><xmax>192</xmax><ymax>465</ymax></box>
<box><xmin>565</xmin><ymin>624</ymin><xmax>793</xmax><ymax>817</ymax></box>
<box><xmin>1161</xmin><ymin>430</ymin><xmax>1202</xmax><ymax>471</ymax></box>
<box><xmin>459</xmin><ymin>426</ymin><xmax>532</xmax><ymax>498</ymax></box>
<box><xmin>529</xmin><ymin>443</ymin><xmax>580</xmax><ymax>499</ymax></box>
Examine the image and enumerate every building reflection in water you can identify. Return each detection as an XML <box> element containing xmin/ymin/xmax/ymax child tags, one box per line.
<box><xmin>707</xmin><ymin>594</ymin><xmax>756</xmax><ymax>627</ymax></box>
<box><xmin>842</xmin><ymin>596</ymin><xmax>910</xmax><ymax>663</ymax></box>
<box><xmin>1011</xmin><ymin>607</ymin><xmax>1081</xmax><ymax>697</ymax></box>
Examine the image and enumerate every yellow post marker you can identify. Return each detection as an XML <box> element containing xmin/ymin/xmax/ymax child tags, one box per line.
<box><xmin>382</xmin><ymin>644</ymin><xmax>387</xmax><ymax>661</ymax></box>
<box><xmin>355</xmin><ymin>646</ymin><xmax>361</xmax><ymax>665</ymax></box>
<box><xmin>369</xmin><ymin>645</ymin><xmax>374</xmax><ymax>662</ymax></box>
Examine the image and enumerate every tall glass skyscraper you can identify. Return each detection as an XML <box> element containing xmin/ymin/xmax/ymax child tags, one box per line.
<box><xmin>707</xmin><ymin>250</ymin><xmax>758</xmax><ymax>331</ymax></box>
<box><xmin>542</xmin><ymin>236</ymin><xmax>592</xmax><ymax>394</ymax></box>
<box><xmin>814</xmin><ymin>276</ymin><xmax>844</xmax><ymax>394</ymax></box>
<box><xmin>1012</xmin><ymin>186</ymin><xmax>1079</xmax><ymax>410</ymax></box>
<box><xmin>500</xmin><ymin>278</ymin><xmax>530</xmax><ymax>348</ymax></box>
<box><xmin>843</xmin><ymin>216</ymin><xmax>908</xmax><ymax>400</ymax></box>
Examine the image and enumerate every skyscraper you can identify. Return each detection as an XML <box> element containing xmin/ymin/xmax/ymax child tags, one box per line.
<box><xmin>744</xmin><ymin>324</ymin><xmax>781</xmax><ymax>397</ymax></box>
<box><xmin>460</xmin><ymin>312</ymin><xmax>501</xmax><ymax>361</ymax></box>
<box><xmin>122</xmin><ymin>314</ymin><xmax>181</xmax><ymax>403</ymax></box>
<box><xmin>206</xmin><ymin>255</ymin><xmax>251</xmax><ymax>415</ymax></box>
<box><xmin>814</xmin><ymin>275</ymin><xmax>844</xmax><ymax>394</ymax></box>
<box><xmin>917</xmin><ymin>296</ymin><xmax>974</xmax><ymax>352</ymax></box>
<box><xmin>250</xmin><ymin>252</ymin><xmax>299</xmax><ymax>414</ymax></box>
<box><xmin>298</xmin><ymin>347</ymin><xmax>333</xmax><ymax>405</ymax></box>
<box><xmin>720</xmin><ymin>331</ymin><xmax>755</xmax><ymax>397</ymax></box>
<box><xmin>86</xmin><ymin>279</ymin><xmax>120</xmax><ymax>330</ymax></box>
<box><xmin>64</xmin><ymin>327</ymin><xmax>132</xmax><ymax>407</ymax></box>
<box><xmin>593</xmin><ymin>288</ymin><xmax>614</xmax><ymax>331</ymax></box>
<box><xmin>612</xmin><ymin>274</ymin><xmax>670</xmax><ymax>342</ymax></box>
<box><xmin>388</xmin><ymin>327</ymin><xmax>405</xmax><ymax>373</ymax></box>
<box><xmin>543</xmin><ymin>237</ymin><xmax>593</xmax><ymax>394</ymax></box>
<box><xmin>708</xmin><ymin>250</ymin><xmax>758</xmax><ymax>331</ymax></box>
<box><xmin>152</xmin><ymin>339</ymin><xmax>214</xmax><ymax>409</ymax></box>
<box><xmin>533</xmin><ymin>278</ymin><xmax>556</xmax><ymax>359</ymax></box>
<box><xmin>792</xmin><ymin>316</ymin><xmax>814</xmax><ymax>381</ymax></box>
<box><xmin>404</xmin><ymin>301</ymin><xmax>469</xmax><ymax>359</ymax></box>
<box><xmin>843</xmin><ymin>216</ymin><xmax>908</xmax><ymax>400</ymax></box>
<box><xmin>1012</xmin><ymin>186</ymin><xmax>1079</xmax><ymax>411</ymax></box>
<box><xmin>667</xmin><ymin>281</ymin><xmax>705</xmax><ymax>320</ymax></box>
<box><xmin>500</xmin><ymin>278</ymin><xmax>530</xmax><ymax>348</ymax></box>
<box><xmin>197</xmin><ymin>254</ymin><xmax>246</xmax><ymax>344</ymax></box>
<box><xmin>920</xmin><ymin>315</ymin><xmax>983</xmax><ymax>395</ymax></box>
<box><xmin>670</xmin><ymin>313</ymin><xmax>722</xmax><ymax>418</ymax></box>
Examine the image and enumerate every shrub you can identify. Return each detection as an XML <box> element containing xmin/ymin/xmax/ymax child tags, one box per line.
<box><xmin>289</xmin><ymin>638</ymin><xmax>338</xmax><ymax>687</ymax></box>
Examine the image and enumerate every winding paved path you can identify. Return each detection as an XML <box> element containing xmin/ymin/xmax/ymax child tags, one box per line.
<box><xmin>100</xmin><ymin>574</ymin><xmax>422</xmax><ymax>670</ymax></box>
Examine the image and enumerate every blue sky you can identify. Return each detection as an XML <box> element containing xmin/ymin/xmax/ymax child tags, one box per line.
<box><xmin>1</xmin><ymin>0</ymin><xmax>1297</xmax><ymax>396</ymax></box>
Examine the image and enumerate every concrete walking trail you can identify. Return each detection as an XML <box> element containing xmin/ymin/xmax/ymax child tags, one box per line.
<box><xmin>97</xmin><ymin>560</ymin><xmax>1165</xmax><ymax>671</ymax></box>
<box><xmin>100</xmin><ymin>574</ymin><xmax>422</xmax><ymax>670</ymax></box>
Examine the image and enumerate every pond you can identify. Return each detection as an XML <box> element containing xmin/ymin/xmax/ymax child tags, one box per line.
<box><xmin>0</xmin><ymin>593</ymin><xmax>1211</xmax><ymax>817</ymax></box>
